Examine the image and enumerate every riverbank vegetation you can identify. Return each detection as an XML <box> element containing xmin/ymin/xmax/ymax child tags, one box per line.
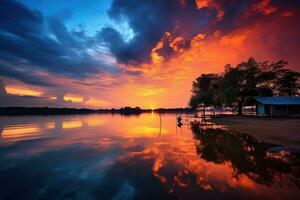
<box><xmin>189</xmin><ymin>58</ymin><xmax>300</xmax><ymax>115</ymax></box>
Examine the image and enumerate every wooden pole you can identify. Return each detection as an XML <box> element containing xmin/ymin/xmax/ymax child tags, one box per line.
<box><xmin>159</xmin><ymin>113</ymin><xmax>162</xmax><ymax>136</ymax></box>
<box><xmin>270</xmin><ymin>105</ymin><xmax>273</xmax><ymax>118</ymax></box>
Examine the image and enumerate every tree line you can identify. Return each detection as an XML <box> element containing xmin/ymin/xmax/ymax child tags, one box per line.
<box><xmin>189</xmin><ymin>58</ymin><xmax>300</xmax><ymax>115</ymax></box>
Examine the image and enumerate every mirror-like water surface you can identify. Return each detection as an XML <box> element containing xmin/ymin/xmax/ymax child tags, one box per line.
<box><xmin>0</xmin><ymin>113</ymin><xmax>299</xmax><ymax>200</ymax></box>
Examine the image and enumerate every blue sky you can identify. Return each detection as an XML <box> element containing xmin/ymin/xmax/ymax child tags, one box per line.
<box><xmin>22</xmin><ymin>0</ymin><xmax>135</xmax><ymax>40</ymax></box>
<box><xmin>22</xmin><ymin>0</ymin><xmax>111</xmax><ymax>35</ymax></box>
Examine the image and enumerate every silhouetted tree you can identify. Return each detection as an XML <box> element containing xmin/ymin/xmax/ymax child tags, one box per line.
<box><xmin>190</xmin><ymin>74</ymin><xmax>221</xmax><ymax>116</ymax></box>
<box><xmin>189</xmin><ymin>95</ymin><xmax>199</xmax><ymax>110</ymax></box>
<box><xmin>270</xmin><ymin>61</ymin><xmax>300</xmax><ymax>96</ymax></box>
<box><xmin>219</xmin><ymin>58</ymin><xmax>274</xmax><ymax>115</ymax></box>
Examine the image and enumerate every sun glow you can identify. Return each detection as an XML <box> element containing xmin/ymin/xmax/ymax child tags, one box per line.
<box><xmin>138</xmin><ymin>88</ymin><xmax>166</xmax><ymax>97</ymax></box>
<box><xmin>85</xmin><ymin>98</ymin><xmax>107</xmax><ymax>108</ymax></box>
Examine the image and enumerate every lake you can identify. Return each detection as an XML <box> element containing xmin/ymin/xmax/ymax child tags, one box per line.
<box><xmin>0</xmin><ymin>113</ymin><xmax>299</xmax><ymax>200</ymax></box>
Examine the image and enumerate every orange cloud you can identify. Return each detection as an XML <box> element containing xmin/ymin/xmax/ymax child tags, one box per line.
<box><xmin>5</xmin><ymin>86</ymin><xmax>43</xmax><ymax>97</ymax></box>
<box><xmin>220</xmin><ymin>32</ymin><xmax>249</xmax><ymax>47</ymax></box>
<box><xmin>195</xmin><ymin>0</ymin><xmax>210</xmax><ymax>9</ymax></box>
<box><xmin>63</xmin><ymin>94</ymin><xmax>83</xmax><ymax>103</ymax></box>
<box><xmin>169</xmin><ymin>36</ymin><xmax>185</xmax><ymax>52</ymax></box>
<box><xmin>151</xmin><ymin>37</ymin><xmax>165</xmax><ymax>64</ymax></box>
<box><xmin>49</xmin><ymin>96</ymin><xmax>57</xmax><ymax>100</ymax></box>
<box><xmin>85</xmin><ymin>98</ymin><xmax>108</xmax><ymax>108</ymax></box>
<box><xmin>252</xmin><ymin>0</ymin><xmax>277</xmax><ymax>15</ymax></box>
<box><xmin>195</xmin><ymin>0</ymin><xmax>224</xmax><ymax>20</ymax></box>
<box><xmin>137</xmin><ymin>88</ymin><xmax>166</xmax><ymax>97</ymax></box>
<box><xmin>282</xmin><ymin>11</ymin><xmax>294</xmax><ymax>17</ymax></box>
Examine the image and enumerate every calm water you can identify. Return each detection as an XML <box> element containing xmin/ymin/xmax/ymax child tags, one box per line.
<box><xmin>0</xmin><ymin>113</ymin><xmax>299</xmax><ymax>200</ymax></box>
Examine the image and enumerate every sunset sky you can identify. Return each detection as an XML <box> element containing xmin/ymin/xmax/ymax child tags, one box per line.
<box><xmin>0</xmin><ymin>0</ymin><xmax>299</xmax><ymax>109</ymax></box>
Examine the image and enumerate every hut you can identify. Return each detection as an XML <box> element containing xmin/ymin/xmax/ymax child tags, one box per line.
<box><xmin>253</xmin><ymin>97</ymin><xmax>300</xmax><ymax>117</ymax></box>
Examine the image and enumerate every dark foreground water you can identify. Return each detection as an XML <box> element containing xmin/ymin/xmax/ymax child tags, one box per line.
<box><xmin>0</xmin><ymin>113</ymin><xmax>299</xmax><ymax>200</ymax></box>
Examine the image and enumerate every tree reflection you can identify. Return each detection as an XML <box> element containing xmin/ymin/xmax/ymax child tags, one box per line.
<box><xmin>191</xmin><ymin>122</ymin><xmax>300</xmax><ymax>187</ymax></box>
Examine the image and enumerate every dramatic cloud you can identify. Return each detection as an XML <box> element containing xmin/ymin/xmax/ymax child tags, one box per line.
<box><xmin>0</xmin><ymin>65</ymin><xmax>56</xmax><ymax>87</ymax></box>
<box><xmin>0</xmin><ymin>80</ymin><xmax>56</xmax><ymax>107</ymax></box>
<box><xmin>0</xmin><ymin>80</ymin><xmax>108</xmax><ymax>108</ymax></box>
<box><xmin>99</xmin><ymin>0</ymin><xmax>300</xmax><ymax>66</ymax></box>
<box><xmin>0</xmin><ymin>0</ymin><xmax>119</xmax><ymax>86</ymax></box>
<box><xmin>99</xmin><ymin>0</ymin><xmax>216</xmax><ymax>65</ymax></box>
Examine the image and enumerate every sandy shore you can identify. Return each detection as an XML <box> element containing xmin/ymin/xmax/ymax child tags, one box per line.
<box><xmin>213</xmin><ymin>116</ymin><xmax>300</xmax><ymax>147</ymax></box>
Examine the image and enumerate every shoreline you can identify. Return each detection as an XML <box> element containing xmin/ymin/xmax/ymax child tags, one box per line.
<box><xmin>213</xmin><ymin>115</ymin><xmax>300</xmax><ymax>147</ymax></box>
<box><xmin>0</xmin><ymin>107</ymin><xmax>191</xmax><ymax>116</ymax></box>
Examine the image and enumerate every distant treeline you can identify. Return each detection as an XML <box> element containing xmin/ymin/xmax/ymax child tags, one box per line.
<box><xmin>0</xmin><ymin>107</ymin><xmax>191</xmax><ymax>116</ymax></box>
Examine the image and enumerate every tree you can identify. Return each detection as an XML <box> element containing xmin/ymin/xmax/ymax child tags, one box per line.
<box><xmin>270</xmin><ymin>61</ymin><xmax>300</xmax><ymax>96</ymax></box>
<box><xmin>219</xmin><ymin>58</ymin><xmax>273</xmax><ymax>115</ymax></box>
<box><xmin>218</xmin><ymin>65</ymin><xmax>241</xmax><ymax>112</ymax></box>
<box><xmin>276</xmin><ymin>70</ymin><xmax>300</xmax><ymax>96</ymax></box>
<box><xmin>190</xmin><ymin>74</ymin><xmax>220</xmax><ymax>116</ymax></box>
<box><xmin>189</xmin><ymin>95</ymin><xmax>199</xmax><ymax>110</ymax></box>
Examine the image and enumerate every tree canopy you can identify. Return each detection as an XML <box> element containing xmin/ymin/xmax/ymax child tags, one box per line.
<box><xmin>189</xmin><ymin>58</ymin><xmax>300</xmax><ymax>115</ymax></box>
<box><xmin>190</xmin><ymin>74</ymin><xmax>221</xmax><ymax>116</ymax></box>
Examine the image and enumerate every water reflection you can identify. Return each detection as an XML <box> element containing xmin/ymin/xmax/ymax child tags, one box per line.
<box><xmin>62</xmin><ymin>120</ymin><xmax>83</xmax><ymax>130</ymax></box>
<box><xmin>191</xmin><ymin>123</ymin><xmax>300</xmax><ymax>188</ymax></box>
<box><xmin>0</xmin><ymin>114</ymin><xmax>299</xmax><ymax>199</ymax></box>
<box><xmin>2</xmin><ymin>124</ymin><xmax>41</xmax><ymax>140</ymax></box>
<box><xmin>46</xmin><ymin>122</ymin><xmax>55</xmax><ymax>129</ymax></box>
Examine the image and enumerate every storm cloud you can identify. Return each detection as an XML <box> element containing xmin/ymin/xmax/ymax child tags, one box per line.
<box><xmin>99</xmin><ymin>0</ymin><xmax>216</xmax><ymax>65</ymax></box>
<box><xmin>99</xmin><ymin>0</ymin><xmax>300</xmax><ymax>65</ymax></box>
<box><xmin>0</xmin><ymin>0</ymin><xmax>119</xmax><ymax>87</ymax></box>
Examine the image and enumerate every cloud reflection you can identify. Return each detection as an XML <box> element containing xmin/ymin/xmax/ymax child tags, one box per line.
<box><xmin>0</xmin><ymin>114</ymin><xmax>299</xmax><ymax>199</ymax></box>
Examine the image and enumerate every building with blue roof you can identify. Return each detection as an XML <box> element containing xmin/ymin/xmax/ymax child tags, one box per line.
<box><xmin>253</xmin><ymin>97</ymin><xmax>300</xmax><ymax>117</ymax></box>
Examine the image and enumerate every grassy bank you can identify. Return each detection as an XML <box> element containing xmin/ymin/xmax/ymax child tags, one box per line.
<box><xmin>213</xmin><ymin>115</ymin><xmax>300</xmax><ymax>147</ymax></box>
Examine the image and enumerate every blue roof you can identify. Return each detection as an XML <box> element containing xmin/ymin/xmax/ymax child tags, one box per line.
<box><xmin>254</xmin><ymin>96</ymin><xmax>300</xmax><ymax>105</ymax></box>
